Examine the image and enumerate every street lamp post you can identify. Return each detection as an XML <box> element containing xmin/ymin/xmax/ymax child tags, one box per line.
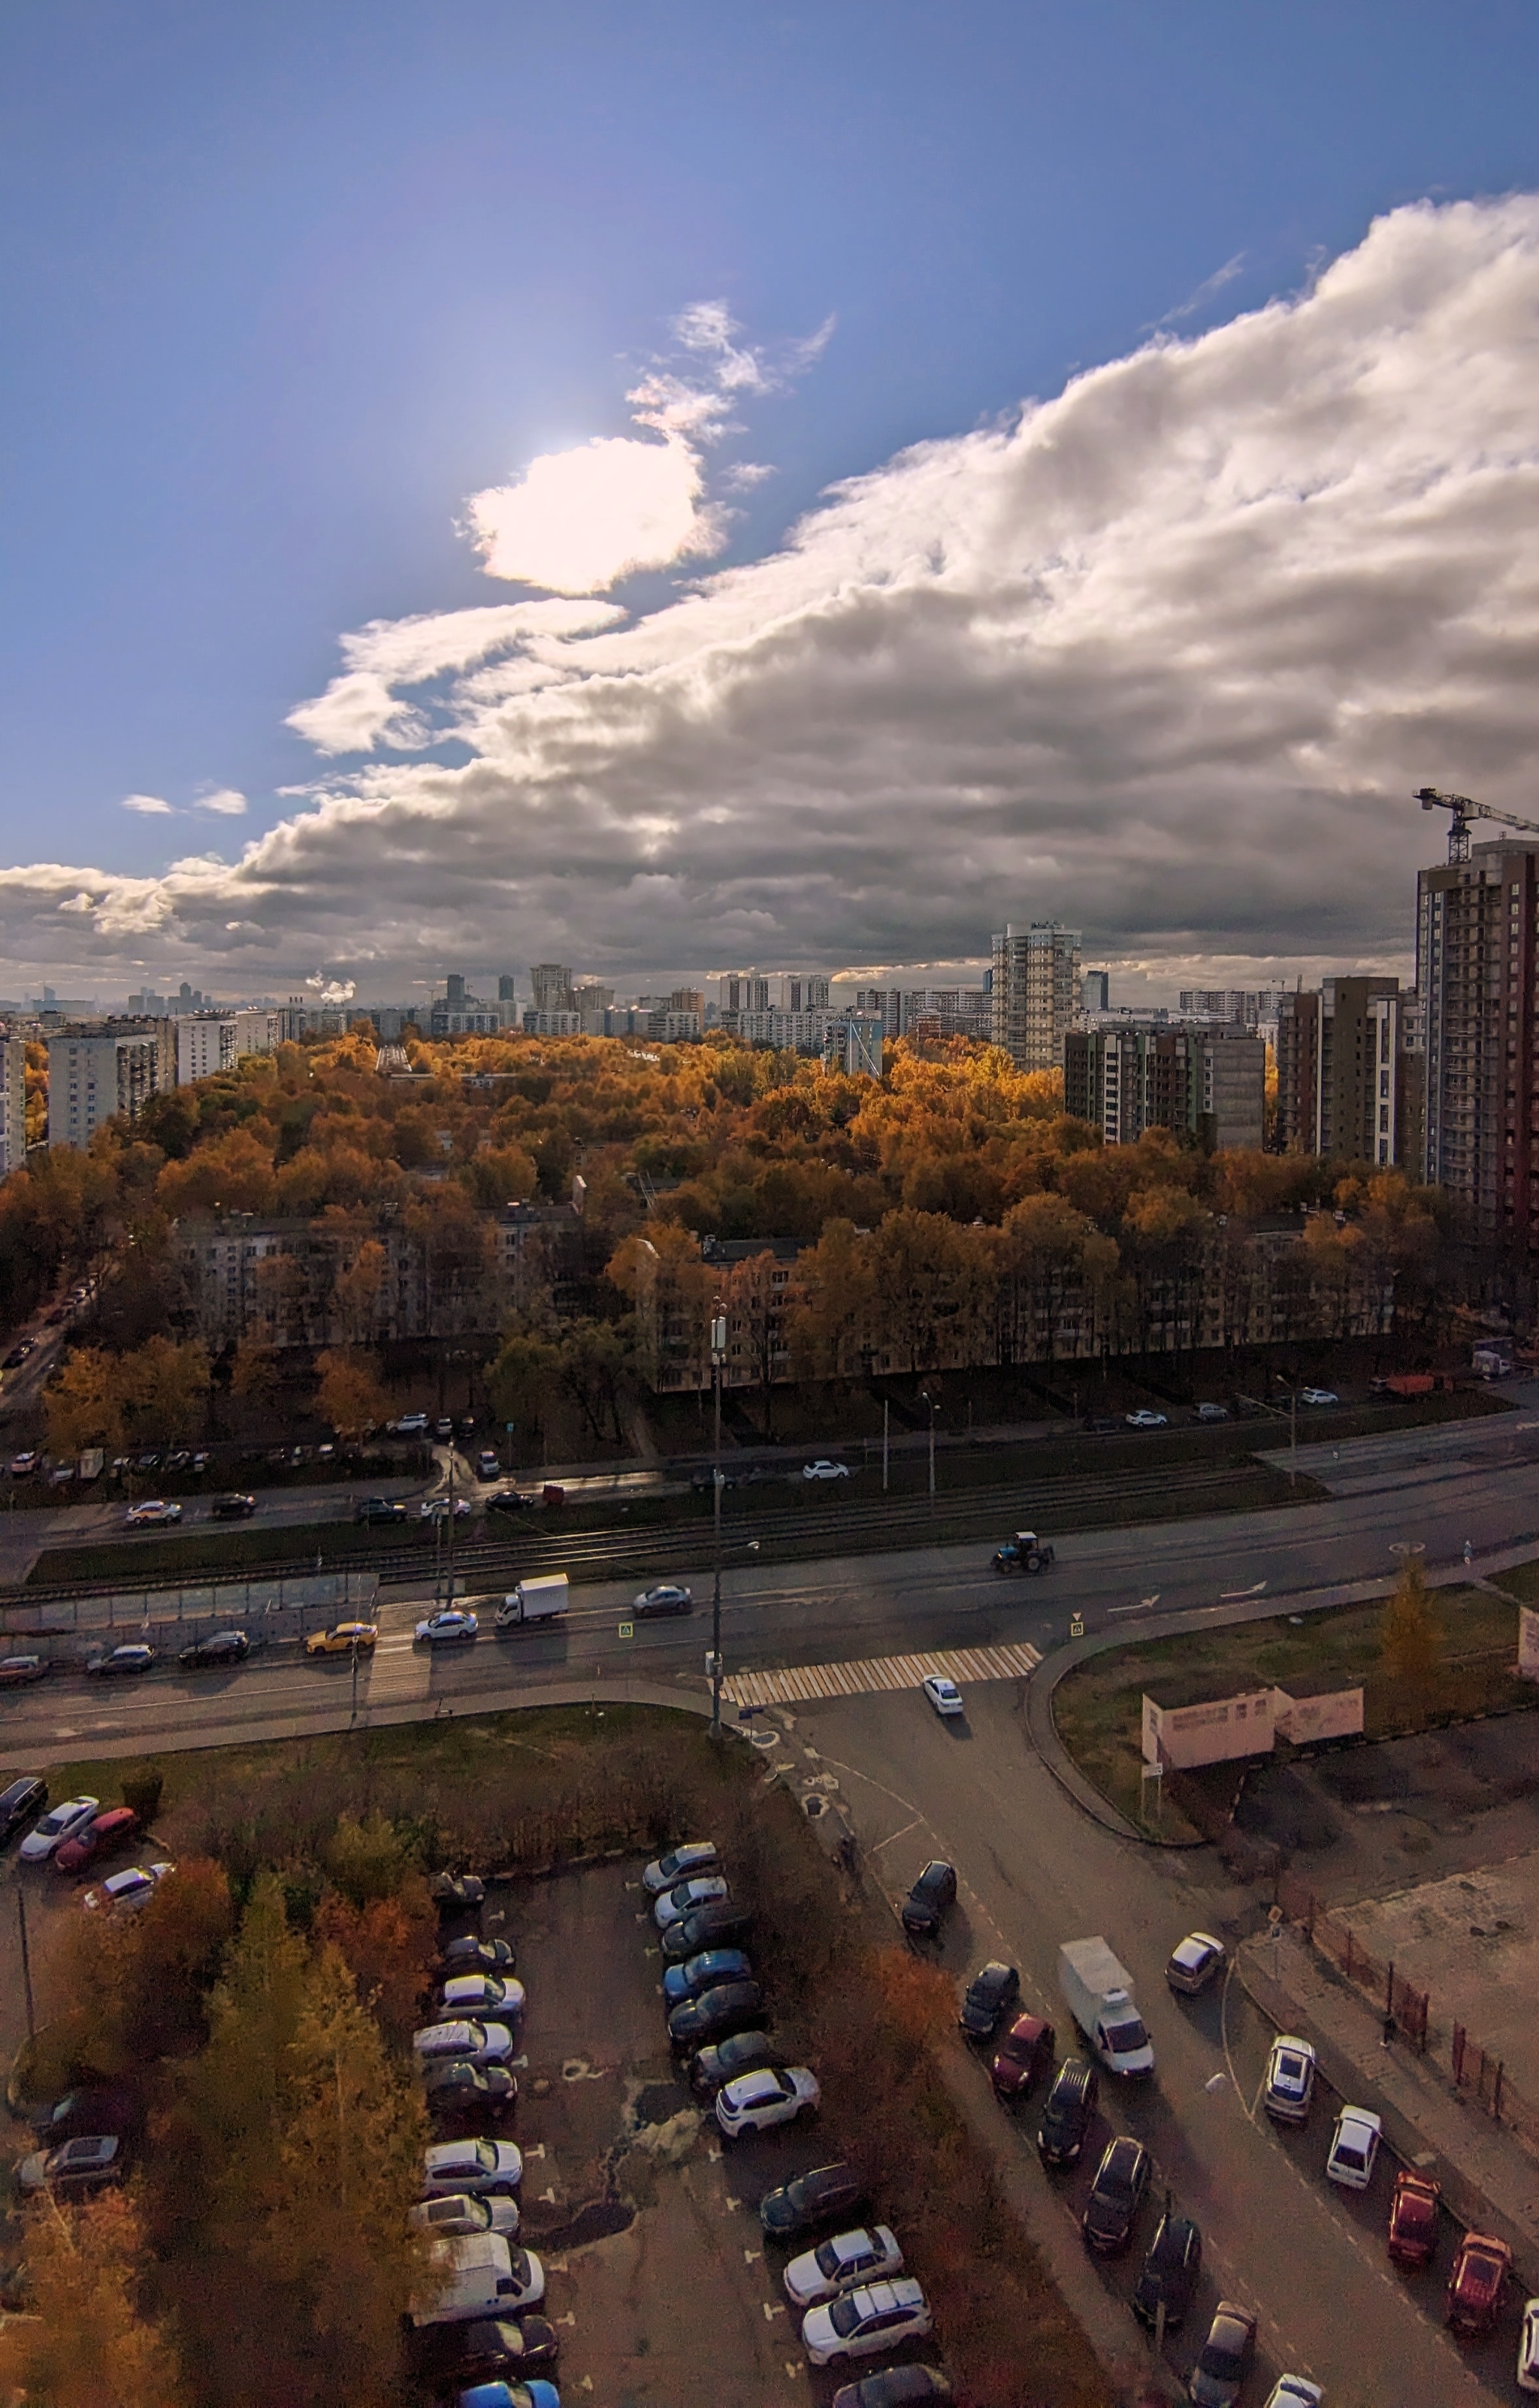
<box><xmin>920</xmin><ymin>1390</ymin><xmax>937</xmax><ymax>1500</ymax></box>
<box><xmin>709</xmin><ymin>1307</ymin><xmax>727</xmax><ymax>1739</ymax></box>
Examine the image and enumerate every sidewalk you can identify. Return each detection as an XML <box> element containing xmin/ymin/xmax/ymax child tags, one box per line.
<box><xmin>1238</xmin><ymin>1926</ymin><xmax>1539</xmax><ymax>2283</ymax></box>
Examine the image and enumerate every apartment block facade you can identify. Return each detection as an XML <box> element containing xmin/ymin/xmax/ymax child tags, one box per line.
<box><xmin>1274</xmin><ymin>977</ymin><xmax>1414</xmax><ymax>1168</ymax></box>
<box><xmin>1064</xmin><ymin>1022</ymin><xmax>1265</xmax><ymax>1152</ymax></box>
<box><xmin>0</xmin><ymin>1039</ymin><xmax>26</xmax><ymax>1176</ymax></box>
<box><xmin>1417</xmin><ymin>840</ymin><xmax>1539</xmax><ymax>1245</ymax></box>
<box><xmin>47</xmin><ymin>1021</ymin><xmax>175</xmax><ymax>1150</ymax></box>
<box><xmin>990</xmin><ymin>923</ymin><xmax>1081</xmax><ymax>1069</ymax></box>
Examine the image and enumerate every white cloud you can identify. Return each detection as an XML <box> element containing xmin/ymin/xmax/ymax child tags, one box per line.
<box><xmin>11</xmin><ymin>198</ymin><xmax>1539</xmax><ymax>990</ymax></box>
<box><xmin>121</xmin><ymin>793</ymin><xmax>172</xmax><ymax>815</ymax></box>
<box><xmin>195</xmin><ymin>787</ymin><xmax>247</xmax><ymax>817</ymax></box>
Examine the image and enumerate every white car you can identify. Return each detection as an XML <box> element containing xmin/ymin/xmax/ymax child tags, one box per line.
<box><xmin>1301</xmin><ymin>1388</ymin><xmax>1338</xmax><ymax>1406</ymax></box>
<box><xmin>1124</xmin><ymin>1410</ymin><xmax>1168</xmax><ymax>1430</ymax></box>
<box><xmin>1165</xmin><ymin>1932</ymin><xmax>1226</xmax><ymax>1996</ymax></box>
<box><xmin>421</xmin><ymin>2138</ymin><xmax>523</xmax><ymax>2199</ymax></box>
<box><xmin>1262</xmin><ymin>2035</ymin><xmax>1317</xmax><ymax>2123</ymax></box>
<box><xmin>655</xmin><ymin>1875</ymin><xmax>730</xmax><ymax>1929</ymax></box>
<box><xmin>715</xmin><ymin>2067</ymin><xmax>820</xmax><ymax>2139</ymax></box>
<box><xmin>1326</xmin><ymin>2104</ymin><xmax>1382</xmax><ymax>2189</ymax></box>
<box><xmin>1263</xmin><ymin>2383</ymin><xmax>1323</xmax><ymax>2408</ymax></box>
<box><xmin>437</xmin><ymin>1974</ymin><xmax>525</xmax><ymax>2022</ymax></box>
<box><xmin>784</xmin><ymin>2226</ymin><xmax>904</xmax><ymax>2310</ymax></box>
<box><xmin>802</xmin><ymin>1459</ymin><xmax>851</xmax><ymax>1480</ymax></box>
<box><xmin>19</xmin><ymin>1796</ymin><xmax>100</xmax><ymax>1864</ymax></box>
<box><xmin>396</xmin><ymin>1412</ymin><xmax>429</xmax><ymax>1435</ymax></box>
<box><xmin>414</xmin><ymin>1609</ymin><xmax>479</xmax><ymax>1644</ymax></box>
<box><xmin>643</xmin><ymin>1841</ymin><xmax>719</xmax><ymax>1895</ymax></box>
<box><xmin>410</xmin><ymin>2192</ymin><xmax>521</xmax><ymax>2238</ymax></box>
<box><xmin>125</xmin><ymin>1498</ymin><xmax>181</xmax><ymax>1525</ymax></box>
<box><xmin>801</xmin><ymin>2277</ymin><xmax>932</xmax><ymax>2364</ymax></box>
<box><xmin>413</xmin><ymin>2020</ymin><xmax>516</xmax><ymax>2069</ymax></box>
<box><xmin>1518</xmin><ymin>2298</ymin><xmax>1539</xmax><ymax>2393</ymax></box>
<box><xmin>83</xmin><ymin>1862</ymin><xmax>174</xmax><ymax>1915</ymax></box>
<box><xmin>419</xmin><ymin>1497</ymin><xmax>471</xmax><ymax>1520</ymax></box>
<box><xmin>921</xmin><ymin>1675</ymin><xmax>964</xmax><ymax>1718</ymax></box>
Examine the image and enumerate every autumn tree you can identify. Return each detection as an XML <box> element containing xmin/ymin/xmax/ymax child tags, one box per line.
<box><xmin>788</xmin><ymin>1218</ymin><xmax>878</xmax><ymax>1383</ymax></box>
<box><xmin>332</xmin><ymin>1236</ymin><xmax>387</xmax><ymax>1343</ymax></box>
<box><xmin>1380</xmin><ymin>1554</ymin><xmax>1440</xmax><ymax>1689</ymax></box>
<box><xmin>485</xmin><ymin>1326</ymin><xmax>561</xmax><ymax>1456</ymax></box>
<box><xmin>45</xmin><ymin>1346</ymin><xmax>122</xmax><ymax>1458</ymax></box>
<box><xmin>116</xmin><ymin>1334</ymin><xmax>210</xmax><ymax>1446</ymax></box>
<box><xmin>314</xmin><ymin>1346</ymin><xmax>389</xmax><ymax>1438</ymax></box>
<box><xmin>0</xmin><ymin>2190</ymin><xmax>189</xmax><ymax>2408</ymax></box>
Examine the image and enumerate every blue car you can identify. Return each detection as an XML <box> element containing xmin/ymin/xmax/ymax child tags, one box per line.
<box><xmin>459</xmin><ymin>2386</ymin><xmax>560</xmax><ymax>2408</ymax></box>
<box><xmin>661</xmin><ymin>1947</ymin><xmax>754</xmax><ymax>2008</ymax></box>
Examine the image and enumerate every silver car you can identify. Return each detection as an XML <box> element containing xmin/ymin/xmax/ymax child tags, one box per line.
<box><xmin>413</xmin><ymin>2020</ymin><xmax>516</xmax><ymax>2068</ymax></box>
<box><xmin>420</xmin><ymin>2138</ymin><xmax>523</xmax><ymax>2199</ymax></box>
<box><xmin>643</xmin><ymin>1842</ymin><xmax>719</xmax><ymax>1895</ymax></box>
<box><xmin>410</xmin><ymin>2192</ymin><xmax>520</xmax><ymax>2238</ymax></box>
<box><xmin>18</xmin><ymin>1796</ymin><xmax>99</xmax><ymax>1864</ymax></box>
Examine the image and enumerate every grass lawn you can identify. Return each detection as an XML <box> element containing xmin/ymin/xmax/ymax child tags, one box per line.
<box><xmin>1053</xmin><ymin>1581</ymin><xmax>1538</xmax><ymax>1835</ymax></box>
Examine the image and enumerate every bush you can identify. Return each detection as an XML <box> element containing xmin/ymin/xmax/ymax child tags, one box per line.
<box><xmin>122</xmin><ymin>1766</ymin><xmax>165</xmax><ymax>1823</ymax></box>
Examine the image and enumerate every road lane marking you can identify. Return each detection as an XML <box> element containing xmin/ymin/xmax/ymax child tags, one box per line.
<box><xmin>721</xmin><ymin>1640</ymin><xmax>1039</xmax><ymax>1709</ymax></box>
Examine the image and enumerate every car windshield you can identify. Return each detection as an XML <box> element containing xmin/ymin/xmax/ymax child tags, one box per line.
<box><xmin>473</xmin><ymin>2141</ymin><xmax>497</xmax><ymax>2171</ymax></box>
<box><xmin>1275</xmin><ymin>2053</ymin><xmax>1308</xmax><ymax>2084</ymax></box>
<box><xmin>1335</xmin><ymin>2144</ymin><xmax>1367</xmax><ymax>2169</ymax></box>
<box><xmin>828</xmin><ymin>2295</ymin><xmax>867</xmax><ymax>2338</ymax></box>
<box><xmin>1103</xmin><ymin>2017</ymin><xmax>1147</xmax><ymax>2053</ymax></box>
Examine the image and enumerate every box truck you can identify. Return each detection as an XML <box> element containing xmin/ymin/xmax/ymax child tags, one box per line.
<box><xmin>1057</xmin><ymin>1937</ymin><xmax>1155</xmax><ymax>2077</ymax></box>
<box><xmin>495</xmin><ymin>1574</ymin><xmax>570</xmax><ymax>1630</ymax></box>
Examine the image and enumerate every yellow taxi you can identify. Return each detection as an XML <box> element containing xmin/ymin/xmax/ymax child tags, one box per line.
<box><xmin>304</xmin><ymin>1621</ymin><xmax>379</xmax><ymax>1658</ymax></box>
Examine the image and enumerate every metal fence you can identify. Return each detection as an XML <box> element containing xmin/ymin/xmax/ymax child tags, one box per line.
<box><xmin>0</xmin><ymin>1568</ymin><xmax>379</xmax><ymax>1660</ymax></box>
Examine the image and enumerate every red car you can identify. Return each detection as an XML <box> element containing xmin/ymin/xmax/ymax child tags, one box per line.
<box><xmin>53</xmin><ymin>1807</ymin><xmax>141</xmax><ymax>1877</ymax></box>
<box><xmin>1446</xmin><ymin>2231</ymin><xmax>1510</xmax><ymax>2335</ymax></box>
<box><xmin>1387</xmin><ymin>2169</ymin><xmax>1441</xmax><ymax>2268</ymax></box>
<box><xmin>990</xmin><ymin>2013</ymin><xmax>1056</xmax><ymax>2101</ymax></box>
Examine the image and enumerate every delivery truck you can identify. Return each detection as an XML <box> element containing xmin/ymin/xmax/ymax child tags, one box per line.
<box><xmin>495</xmin><ymin>1573</ymin><xmax>570</xmax><ymax>1630</ymax></box>
<box><xmin>1057</xmin><ymin>1936</ymin><xmax>1155</xmax><ymax>2077</ymax></box>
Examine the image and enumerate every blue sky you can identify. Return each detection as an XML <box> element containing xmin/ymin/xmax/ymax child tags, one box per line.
<box><xmin>5</xmin><ymin>2</ymin><xmax>1539</xmax><ymax>995</ymax></box>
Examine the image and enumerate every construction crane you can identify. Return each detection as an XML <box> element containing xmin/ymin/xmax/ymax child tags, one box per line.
<box><xmin>1416</xmin><ymin>785</ymin><xmax>1539</xmax><ymax>864</ymax></box>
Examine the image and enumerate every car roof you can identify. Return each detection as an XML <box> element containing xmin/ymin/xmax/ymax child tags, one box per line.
<box><xmin>726</xmin><ymin>2069</ymin><xmax>786</xmax><ymax>2104</ymax></box>
<box><xmin>1335</xmin><ymin>2107</ymin><xmax>1381</xmax><ymax>2134</ymax></box>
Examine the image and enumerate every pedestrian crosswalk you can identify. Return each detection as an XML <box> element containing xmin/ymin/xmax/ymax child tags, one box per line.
<box><xmin>722</xmin><ymin>1640</ymin><xmax>1040</xmax><ymax>1712</ymax></box>
<box><xmin>364</xmin><ymin>1615</ymin><xmax>434</xmax><ymax>1707</ymax></box>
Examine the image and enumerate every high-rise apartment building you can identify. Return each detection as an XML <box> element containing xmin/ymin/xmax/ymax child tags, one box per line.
<box><xmin>990</xmin><ymin>923</ymin><xmax>1082</xmax><ymax>1070</ymax></box>
<box><xmin>1417</xmin><ymin>841</ymin><xmax>1539</xmax><ymax>1244</ymax></box>
<box><xmin>48</xmin><ymin>1021</ymin><xmax>175</xmax><ymax>1150</ymax></box>
<box><xmin>529</xmin><ymin>964</ymin><xmax>576</xmax><ymax>1014</ymax></box>
<box><xmin>1081</xmin><ymin>970</ymin><xmax>1111</xmax><ymax>1014</ymax></box>
<box><xmin>1274</xmin><ymin>977</ymin><xmax>1410</xmax><ymax>1168</ymax></box>
<box><xmin>1178</xmin><ymin>988</ymin><xmax>1283</xmax><ymax>1029</ymax></box>
<box><xmin>0</xmin><ymin>1039</ymin><xmax>26</xmax><ymax>1175</ymax></box>
<box><xmin>1065</xmin><ymin>1022</ymin><xmax>1264</xmax><ymax>1152</ymax></box>
<box><xmin>837</xmin><ymin>1015</ymin><xmax>885</xmax><ymax>1080</ymax></box>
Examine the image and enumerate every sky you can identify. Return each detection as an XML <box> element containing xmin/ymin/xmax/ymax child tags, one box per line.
<box><xmin>5</xmin><ymin>2</ymin><xmax>1539</xmax><ymax>1005</ymax></box>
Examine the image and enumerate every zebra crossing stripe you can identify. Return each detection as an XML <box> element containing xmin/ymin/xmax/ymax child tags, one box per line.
<box><xmin>722</xmin><ymin>1639</ymin><xmax>1040</xmax><ymax>1712</ymax></box>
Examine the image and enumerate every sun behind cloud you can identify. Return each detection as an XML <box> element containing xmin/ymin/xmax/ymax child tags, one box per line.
<box><xmin>467</xmin><ymin>431</ymin><xmax>716</xmax><ymax>594</ymax></box>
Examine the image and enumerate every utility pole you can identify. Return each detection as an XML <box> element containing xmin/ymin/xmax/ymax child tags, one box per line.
<box><xmin>921</xmin><ymin>1390</ymin><xmax>936</xmax><ymax>1500</ymax></box>
<box><xmin>882</xmin><ymin>1397</ymin><xmax>889</xmax><ymax>1493</ymax></box>
<box><xmin>709</xmin><ymin>1306</ymin><xmax>727</xmax><ymax>1739</ymax></box>
<box><xmin>17</xmin><ymin>1887</ymin><xmax>35</xmax><ymax>2041</ymax></box>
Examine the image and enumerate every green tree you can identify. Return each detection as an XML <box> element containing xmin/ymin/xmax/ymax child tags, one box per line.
<box><xmin>485</xmin><ymin>1326</ymin><xmax>561</xmax><ymax>1454</ymax></box>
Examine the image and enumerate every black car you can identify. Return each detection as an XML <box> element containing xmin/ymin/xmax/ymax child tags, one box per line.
<box><xmin>413</xmin><ymin>2313</ymin><xmax>559</xmax><ymax>2390</ymax></box>
<box><xmin>758</xmin><ymin>2161</ymin><xmax>867</xmax><ymax>2243</ymax></box>
<box><xmin>1081</xmin><ymin>2134</ymin><xmax>1151</xmax><ymax>2253</ymax></box>
<box><xmin>486</xmin><ymin>1489</ymin><xmax>537</xmax><ymax>1516</ymax></box>
<box><xmin>2</xmin><ymin>1343</ymin><xmax>32</xmax><ymax>1369</ymax></box>
<box><xmin>355</xmin><ymin>1496</ymin><xmax>407</xmax><ymax>1526</ymax></box>
<box><xmin>1037</xmin><ymin>2058</ymin><xmax>1099</xmax><ymax>2166</ymax></box>
<box><xmin>661</xmin><ymin>1901</ymin><xmax>754</xmax><ymax>1962</ymax></box>
<box><xmin>832</xmin><ymin>2370</ymin><xmax>953</xmax><ymax>2408</ymax></box>
<box><xmin>667</xmin><ymin>1979</ymin><xmax>764</xmax><ymax>2050</ymax></box>
<box><xmin>958</xmin><ymin>1962</ymin><xmax>1020</xmax><ymax>2038</ymax></box>
<box><xmin>690</xmin><ymin>2029</ymin><xmax>781</xmax><ymax>2095</ymax></box>
<box><xmin>422</xmin><ymin>2062</ymin><xmax>517</xmax><ymax>2129</ymax></box>
<box><xmin>430</xmin><ymin>1871</ymin><xmax>487</xmax><ymax>1912</ymax></box>
<box><xmin>900</xmin><ymin>1860</ymin><xmax>957</xmax><ymax>1939</ymax></box>
<box><xmin>0</xmin><ymin>1775</ymin><xmax>47</xmax><ymax>1844</ymax></box>
<box><xmin>29</xmin><ymin>2083</ymin><xmax>141</xmax><ymax>2145</ymax></box>
<box><xmin>1132</xmin><ymin>2213</ymin><xmax>1202</xmax><ymax>2328</ymax></box>
<box><xmin>439</xmin><ymin>1935</ymin><xmax>517</xmax><ymax>1977</ymax></box>
<box><xmin>178</xmin><ymin>1629</ymin><xmax>252</xmax><ymax>1669</ymax></box>
<box><xmin>210</xmin><ymin>1492</ymin><xmax>257</xmax><ymax>1519</ymax></box>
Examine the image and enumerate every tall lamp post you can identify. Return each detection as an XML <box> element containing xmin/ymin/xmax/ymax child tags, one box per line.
<box><xmin>919</xmin><ymin>1389</ymin><xmax>937</xmax><ymax>1500</ymax></box>
<box><xmin>709</xmin><ymin>1305</ymin><xmax>727</xmax><ymax>1739</ymax></box>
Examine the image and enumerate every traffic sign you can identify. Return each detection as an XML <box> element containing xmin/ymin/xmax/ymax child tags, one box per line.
<box><xmin>618</xmin><ymin>1621</ymin><xmax>633</xmax><ymax>1639</ymax></box>
<box><xmin>1069</xmin><ymin>1613</ymin><xmax>1085</xmax><ymax>1639</ymax></box>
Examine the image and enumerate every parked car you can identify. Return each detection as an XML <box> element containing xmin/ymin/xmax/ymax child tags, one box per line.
<box><xmin>1132</xmin><ymin>2213</ymin><xmax>1202</xmax><ymax>2329</ymax></box>
<box><xmin>802</xmin><ymin>2278</ymin><xmax>932</xmax><ymax>2366</ymax></box>
<box><xmin>210</xmin><ymin>1492</ymin><xmax>257</xmax><ymax>1518</ymax></box>
<box><xmin>83</xmin><ymin>1863</ymin><xmax>174</xmax><ymax>1915</ymax></box>
<box><xmin>1081</xmin><ymin>2135</ymin><xmax>1150</xmax><ymax>2253</ymax></box>
<box><xmin>355</xmin><ymin>1497</ymin><xmax>407</xmax><ymax>1526</ymax></box>
<box><xmin>633</xmin><ymin>1584</ymin><xmax>694</xmax><ymax>1618</ymax></box>
<box><xmin>655</xmin><ymin>1875</ymin><xmax>730</xmax><ymax>1929</ymax></box>
<box><xmin>990</xmin><ymin>2012</ymin><xmax>1055</xmax><ymax>2101</ymax></box>
<box><xmin>1166</xmin><ymin>1932</ymin><xmax>1226</xmax><ymax>1996</ymax></box>
<box><xmin>663</xmin><ymin>1948</ymin><xmax>754</xmax><ymax>2008</ymax></box>
<box><xmin>487</xmin><ymin>1490</ymin><xmax>537</xmax><ymax>1516</ymax></box>
<box><xmin>410</xmin><ymin>2193</ymin><xmax>521</xmax><ymax>2239</ymax></box>
<box><xmin>802</xmin><ymin>1459</ymin><xmax>851</xmax><ymax>1480</ymax></box>
<box><xmin>662</xmin><ymin>1899</ymin><xmax>752</xmax><ymax>1960</ymax></box>
<box><xmin>476</xmin><ymin>1451</ymin><xmax>502</xmax><ymax>1480</ymax></box>
<box><xmin>419</xmin><ymin>1497</ymin><xmax>472</xmax><ymax>1521</ymax></box>
<box><xmin>644</xmin><ymin>1840</ymin><xmax>722</xmax><ymax>1896</ymax></box>
<box><xmin>958</xmin><ymin>1962</ymin><xmax>1020</xmax><ymax>2038</ymax></box>
<box><xmin>1261</xmin><ymin>2382</ymin><xmax>1322</xmax><ymax>2408</ymax></box>
<box><xmin>85</xmin><ymin>1644</ymin><xmax>156</xmax><ymax>1677</ymax></box>
<box><xmin>423</xmin><ymin>2064</ymin><xmax>518</xmax><ymax>2132</ymax></box>
<box><xmin>1447</xmin><ymin>2232</ymin><xmax>1511</xmax><ymax>2335</ymax></box>
<box><xmin>0</xmin><ymin>1775</ymin><xmax>47</xmax><ymax>1844</ymax></box>
<box><xmin>55</xmin><ymin>1806</ymin><xmax>142</xmax><ymax>1875</ymax></box>
<box><xmin>1037</xmin><ymin>2057</ymin><xmax>1098</xmax><ymax>2164</ymax></box>
<box><xmin>1124</xmin><ymin>1409</ymin><xmax>1169</xmax><ymax>1430</ymax></box>
<box><xmin>179</xmin><ymin>1629</ymin><xmax>252</xmax><ymax>1669</ymax></box>
<box><xmin>1326</xmin><ymin>2105</ymin><xmax>1383</xmax><ymax>2190</ymax></box>
<box><xmin>784</xmin><ymin>2226</ymin><xmax>904</xmax><ymax>2310</ymax></box>
<box><xmin>900</xmin><ymin>1860</ymin><xmax>957</xmax><ymax>1939</ymax></box>
<box><xmin>760</xmin><ymin>2163</ymin><xmax>867</xmax><ymax>2243</ymax></box>
<box><xmin>0</xmin><ymin>1656</ymin><xmax>50</xmax><ymax>1687</ymax></box>
<box><xmin>455</xmin><ymin>2382</ymin><xmax>558</xmax><ymax>2408</ymax></box>
<box><xmin>1262</xmin><ymin>2035</ymin><xmax>1317</xmax><ymax>2123</ymax></box>
<box><xmin>416</xmin><ymin>1609</ymin><xmax>480</xmax><ymax>1645</ymax></box>
<box><xmin>414</xmin><ymin>2021</ymin><xmax>517</xmax><ymax>2070</ymax></box>
<box><xmin>440</xmin><ymin>1936</ymin><xmax>517</xmax><ymax>1977</ymax></box>
<box><xmin>831</xmin><ymin>2370</ymin><xmax>951</xmax><ymax>2408</ymax></box>
<box><xmin>438</xmin><ymin>1974</ymin><xmax>525</xmax><ymax>2023</ymax></box>
<box><xmin>125</xmin><ymin>1497</ymin><xmax>181</xmax><ymax>1526</ymax></box>
<box><xmin>396</xmin><ymin>1412</ymin><xmax>430</xmax><ymax>1436</ymax></box>
<box><xmin>717</xmin><ymin>2066</ymin><xmax>819</xmax><ymax>2139</ymax></box>
<box><xmin>1519</xmin><ymin>2298</ymin><xmax>1539</xmax><ymax>2392</ymax></box>
<box><xmin>691</xmin><ymin>2029</ymin><xmax>780</xmax><ymax>2095</ymax></box>
<box><xmin>29</xmin><ymin>2084</ymin><xmax>140</xmax><ymax>2146</ymax></box>
<box><xmin>1195</xmin><ymin>1402</ymin><xmax>1230</xmax><ymax>1422</ymax></box>
<box><xmin>1388</xmin><ymin>2169</ymin><xmax>1441</xmax><ymax>2268</ymax></box>
<box><xmin>16</xmin><ymin>2134</ymin><xmax>124</xmax><ymax>2196</ymax></box>
<box><xmin>921</xmin><ymin>1674</ymin><xmax>964</xmax><ymax>1718</ymax></box>
<box><xmin>1301</xmin><ymin>1388</ymin><xmax>1339</xmax><ymax>1406</ymax></box>
<box><xmin>305</xmin><ymin>1621</ymin><xmax>378</xmax><ymax>1657</ymax></box>
<box><xmin>1190</xmin><ymin>2302</ymin><xmax>1257</xmax><ymax>2407</ymax></box>
<box><xmin>431</xmin><ymin>1872</ymin><xmax>487</xmax><ymax>1912</ymax></box>
<box><xmin>412</xmin><ymin>2316</ymin><xmax>558</xmax><ymax>2390</ymax></box>
<box><xmin>667</xmin><ymin>1980</ymin><xmax>764</xmax><ymax>2050</ymax></box>
<box><xmin>434</xmin><ymin>1417</ymin><xmax>455</xmax><ymax>1440</ymax></box>
<box><xmin>421</xmin><ymin>2139</ymin><xmax>523</xmax><ymax>2200</ymax></box>
<box><xmin>18</xmin><ymin>1795</ymin><xmax>99</xmax><ymax>1863</ymax></box>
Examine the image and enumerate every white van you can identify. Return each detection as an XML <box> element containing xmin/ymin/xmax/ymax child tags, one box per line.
<box><xmin>408</xmin><ymin>2231</ymin><xmax>546</xmax><ymax>2325</ymax></box>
